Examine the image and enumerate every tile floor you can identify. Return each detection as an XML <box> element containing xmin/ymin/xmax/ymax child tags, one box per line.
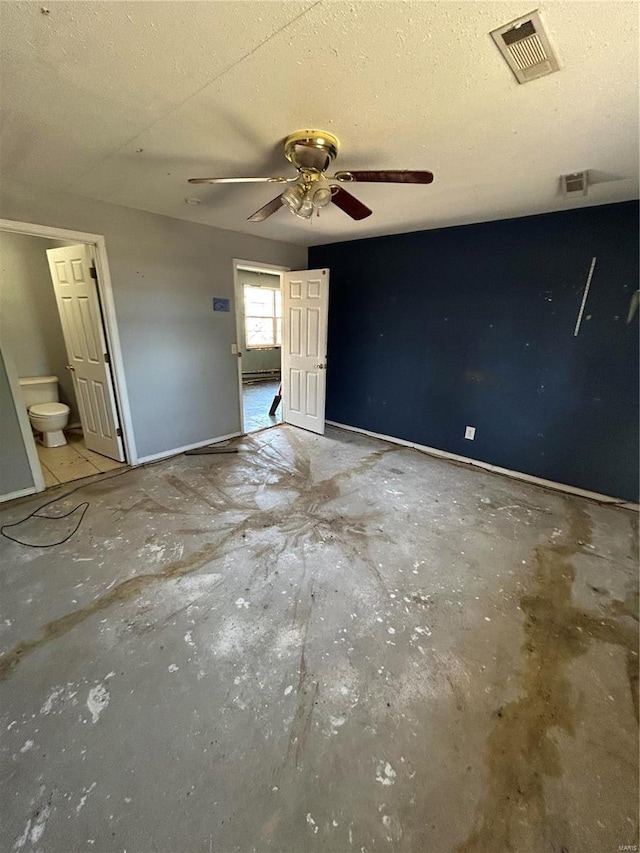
<box><xmin>242</xmin><ymin>378</ymin><xmax>282</xmax><ymax>433</ymax></box>
<box><xmin>36</xmin><ymin>430</ymin><xmax>126</xmax><ymax>487</ymax></box>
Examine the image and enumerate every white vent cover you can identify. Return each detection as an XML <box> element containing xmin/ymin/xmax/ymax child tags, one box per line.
<box><xmin>561</xmin><ymin>171</ymin><xmax>589</xmax><ymax>198</ymax></box>
<box><xmin>490</xmin><ymin>10</ymin><xmax>560</xmax><ymax>83</ymax></box>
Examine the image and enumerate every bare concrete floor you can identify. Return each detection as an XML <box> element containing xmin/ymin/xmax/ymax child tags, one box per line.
<box><xmin>0</xmin><ymin>425</ymin><xmax>637</xmax><ymax>853</ymax></box>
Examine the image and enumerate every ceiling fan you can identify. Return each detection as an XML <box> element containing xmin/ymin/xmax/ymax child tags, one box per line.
<box><xmin>188</xmin><ymin>129</ymin><xmax>434</xmax><ymax>222</ymax></box>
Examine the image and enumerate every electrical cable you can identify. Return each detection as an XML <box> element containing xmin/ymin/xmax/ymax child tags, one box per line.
<box><xmin>1</xmin><ymin>435</ymin><xmax>636</xmax><ymax>548</ymax></box>
<box><xmin>0</xmin><ymin>467</ymin><xmax>133</xmax><ymax>548</ymax></box>
<box><xmin>0</xmin><ymin>438</ymin><xmax>242</xmax><ymax>549</ymax></box>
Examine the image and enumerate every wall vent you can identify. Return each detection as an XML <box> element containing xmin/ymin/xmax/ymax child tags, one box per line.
<box><xmin>561</xmin><ymin>171</ymin><xmax>589</xmax><ymax>198</ymax></box>
<box><xmin>490</xmin><ymin>10</ymin><xmax>560</xmax><ymax>83</ymax></box>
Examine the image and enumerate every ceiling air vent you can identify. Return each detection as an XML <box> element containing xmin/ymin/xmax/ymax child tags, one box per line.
<box><xmin>490</xmin><ymin>10</ymin><xmax>560</xmax><ymax>83</ymax></box>
<box><xmin>561</xmin><ymin>171</ymin><xmax>589</xmax><ymax>198</ymax></box>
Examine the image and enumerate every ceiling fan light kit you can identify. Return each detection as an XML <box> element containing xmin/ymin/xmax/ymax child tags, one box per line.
<box><xmin>281</xmin><ymin>183</ymin><xmax>313</xmax><ymax>219</ymax></box>
<box><xmin>188</xmin><ymin>129</ymin><xmax>434</xmax><ymax>223</ymax></box>
<box><xmin>280</xmin><ymin>175</ymin><xmax>335</xmax><ymax>219</ymax></box>
<box><xmin>308</xmin><ymin>179</ymin><xmax>333</xmax><ymax>209</ymax></box>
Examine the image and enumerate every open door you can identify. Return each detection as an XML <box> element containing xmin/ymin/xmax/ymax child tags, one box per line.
<box><xmin>46</xmin><ymin>245</ymin><xmax>125</xmax><ymax>461</ymax></box>
<box><xmin>282</xmin><ymin>268</ymin><xmax>329</xmax><ymax>435</ymax></box>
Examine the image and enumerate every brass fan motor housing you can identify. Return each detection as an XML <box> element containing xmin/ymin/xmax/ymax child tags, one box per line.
<box><xmin>284</xmin><ymin>129</ymin><xmax>340</xmax><ymax>172</ymax></box>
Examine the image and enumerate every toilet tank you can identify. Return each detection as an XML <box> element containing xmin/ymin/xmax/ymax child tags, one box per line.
<box><xmin>18</xmin><ymin>376</ymin><xmax>60</xmax><ymax>408</ymax></box>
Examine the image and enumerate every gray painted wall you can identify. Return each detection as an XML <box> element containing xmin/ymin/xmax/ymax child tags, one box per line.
<box><xmin>0</xmin><ymin>349</ymin><xmax>34</xmax><ymax>496</ymax></box>
<box><xmin>237</xmin><ymin>268</ymin><xmax>282</xmax><ymax>375</ymax></box>
<box><xmin>0</xmin><ymin>178</ymin><xmax>307</xmax><ymax>460</ymax></box>
<box><xmin>0</xmin><ymin>231</ymin><xmax>80</xmax><ymax>423</ymax></box>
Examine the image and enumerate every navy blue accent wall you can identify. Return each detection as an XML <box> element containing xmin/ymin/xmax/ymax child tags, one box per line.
<box><xmin>310</xmin><ymin>201</ymin><xmax>639</xmax><ymax>501</ymax></box>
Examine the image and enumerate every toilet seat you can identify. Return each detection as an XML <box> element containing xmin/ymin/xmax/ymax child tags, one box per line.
<box><xmin>29</xmin><ymin>402</ymin><xmax>70</xmax><ymax>417</ymax></box>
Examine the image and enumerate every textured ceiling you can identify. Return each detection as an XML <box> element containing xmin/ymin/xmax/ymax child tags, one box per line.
<box><xmin>1</xmin><ymin>1</ymin><xmax>638</xmax><ymax>246</ymax></box>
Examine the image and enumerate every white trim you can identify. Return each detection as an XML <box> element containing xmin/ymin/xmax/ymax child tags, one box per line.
<box><xmin>0</xmin><ymin>343</ymin><xmax>46</xmax><ymax>495</ymax></box>
<box><xmin>0</xmin><ymin>486</ymin><xmax>38</xmax><ymax>505</ymax></box>
<box><xmin>0</xmin><ymin>219</ymin><xmax>106</xmax><ymax>244</ymax></box>
<box><xmin>233</xmin><ymin>258</ymin><xmax>291</xmax><ymax>274</ymax></box>
<box><xmin>244</xmin><ymin>345</ymin><xmax>282</xmax><ymax>352</ymax></box>
<box><xmin>232</xmin><ymin>259</ymin><xmax>288</xmax><ymax>434</ymax></box>
<box><xmin>0</xmin><ymin>218</ymin><xmax>137</xmax><ymax>464</ymax></box>
<box><xmin>135</xmin><ymin>432</ymin><xmax>242</xmax><ymax>464</ymax></box>
<box><xmin>326</xmin><ymin>421</ymin><xmax>639</xmax><ymax>510</ymax></box>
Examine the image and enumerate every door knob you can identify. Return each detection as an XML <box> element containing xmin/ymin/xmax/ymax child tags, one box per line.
<box><xmin>315</xmin><ymin>364</ymin><xmax>325</xmax><ymax>369</ymax></box>
<box><xmin>66</xmin><ymin>365</ymin><xmax>76</xmax><ymax>371</ymax></box>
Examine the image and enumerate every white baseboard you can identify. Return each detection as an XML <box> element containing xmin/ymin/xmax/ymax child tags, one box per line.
<box><xmin>326</xmin><ymin>421</ymin><xmax>639</xmax><ymax>510</ymax></box>
<box><xmin>0</xmin><ymin>486</ymin><xmax>37</xmax><ymax>504</ymax></box>
<box><xmin>135</xmin><ymin>432</ymin><xmax>243</xmax><ymax>465</ymax></box>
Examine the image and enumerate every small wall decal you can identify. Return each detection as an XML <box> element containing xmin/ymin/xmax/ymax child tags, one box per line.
<box><xmin>213</xmin><ymin>297</ymin><xmax>230</xmax><ymax>312</ymax></box>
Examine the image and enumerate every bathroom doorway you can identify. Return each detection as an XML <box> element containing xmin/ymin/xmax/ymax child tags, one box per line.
<box><xmin>0</xmin><ymin>220</ymin><xmax>134</xmax><ymax>492</ymax></box>
<box><xmin>233</xmin><ymin>260</ymin><xmax>288</xmax><ymax>433</ymax></box>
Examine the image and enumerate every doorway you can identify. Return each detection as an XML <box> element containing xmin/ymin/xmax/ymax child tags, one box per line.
<box><xmin>0</xmin><ymin>220</ymin><xmax>134</xmax><ymax>493</ymax></box>
<box><xmin>233</xmin><ymin>260</ymin><xmax>288</xmax><ymax>434</ymax></box>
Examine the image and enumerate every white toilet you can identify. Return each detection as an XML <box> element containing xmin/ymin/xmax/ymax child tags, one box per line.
<box><xmin>19</xmin><ymin>376</ymin><xmax>71</xmax><ymax>448</ymax></box>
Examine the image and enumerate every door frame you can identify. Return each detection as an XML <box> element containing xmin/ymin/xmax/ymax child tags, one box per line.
<box><xmin>232</xmin><ymin>258</ymin><xmax>289</xmax><ymax>434</ymax></box>
<box><xmin>0</xmin><ymin>218</ymin><xmax>137</xmax><ymax>493</ymax></box>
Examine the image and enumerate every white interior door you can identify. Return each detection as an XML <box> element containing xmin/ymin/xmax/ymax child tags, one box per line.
<box><xmin>282</xmin><ymin>268</ymin><xmax>329</xmax><ymax>435</ymax></box>
<box><xmin>46</xmin><ymin>245</ymin><xmax>124</xmax><ymax>461</ymax></box>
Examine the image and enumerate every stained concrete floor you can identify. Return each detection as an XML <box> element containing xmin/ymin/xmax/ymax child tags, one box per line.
<box><xmin>242</xmin><ymin>380</ymin><xmax>282</xmax><ymax>434</ymax></box>
<box><xmin>0</xmin><ymin>425</ymin><xmax>637</xmax><ymax>853</ymax></box>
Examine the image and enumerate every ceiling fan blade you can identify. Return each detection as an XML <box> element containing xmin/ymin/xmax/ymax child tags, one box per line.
<box><xmin>188</xmin><ymin>176</ymin><xmax>295</xmax><ymax>185</ymax></box>
<box><xmin>247</xmin><ymin>194</ymin><xmax>284</xmax><ymax>222</ymax></box>
<box><xmin>334</xmin><ymin>170</ymin><xmax>434</xmax><ymax>184</ymax></box>
<box><xmin>331</xmin><ymin>187</ymin><xmax>372</xmax><ymax>221</ymax></box>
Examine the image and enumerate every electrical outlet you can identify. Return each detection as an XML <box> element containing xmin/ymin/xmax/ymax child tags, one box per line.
<box><xmin>465</xmin><ymin>426</ymin><xmax>476</xmax><ymax>440</ymax></box>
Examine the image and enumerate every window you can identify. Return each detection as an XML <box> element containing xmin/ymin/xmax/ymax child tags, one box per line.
<box><xmin>243</xmin><ymin>285</ymin><xmax>282</xmax><ymax>348</ymax></box>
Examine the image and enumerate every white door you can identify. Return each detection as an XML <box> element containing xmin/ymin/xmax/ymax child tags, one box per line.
<box><xmin>46</xmin><ymin>245</ymin><xmax>124</xmax><ymax>461</ymax></box>
<box><xmin>282</xmin><ymin>268</ymin><xmax>329</xmax><ymax>435</ymax></box>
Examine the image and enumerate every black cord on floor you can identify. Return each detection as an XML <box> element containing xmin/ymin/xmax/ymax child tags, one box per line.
<box><xmin>0</xmin><ymin>467</ymin><xmax>133</xmax><ymax>548</ymax></box>
<box><xmin>0</xmin><ymin>437</ymin><xmax>243</xmax><ymax>549</ymax></box>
